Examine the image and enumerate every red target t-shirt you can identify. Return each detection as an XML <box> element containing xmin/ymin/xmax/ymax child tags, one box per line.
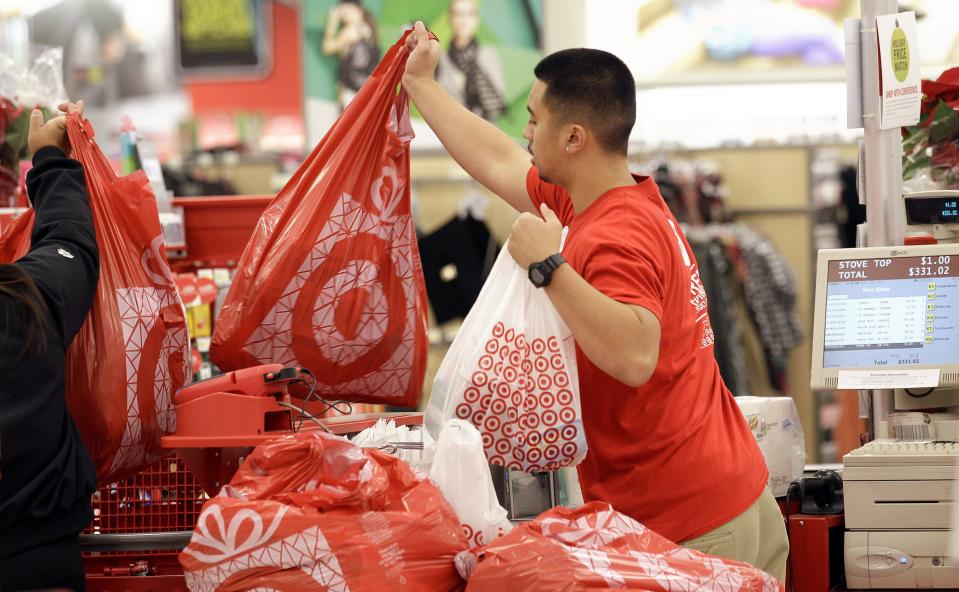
<box><xmin>526</xmin><ymin>167</ymin><xmax>769</xmax><ymax>543</ymax></box>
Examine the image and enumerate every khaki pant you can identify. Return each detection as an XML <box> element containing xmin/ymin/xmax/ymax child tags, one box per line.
<box><xmin>680</xmin><ymin>487</ymin><xmax>789</xmax><ymax>583</ymax></box>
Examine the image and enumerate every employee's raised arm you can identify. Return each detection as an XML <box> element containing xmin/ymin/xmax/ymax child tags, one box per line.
<box><xmin>402</xmin><ymin>21</ymin><xmax>534</xmax><ymax>213</ymax></box>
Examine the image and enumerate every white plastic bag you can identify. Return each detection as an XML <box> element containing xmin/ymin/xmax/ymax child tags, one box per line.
<box><xmin>349</xmin><ymin>418</ymin><xmax>435</xmax><ymax>472</ymax></box>
<box><xmin>0</xmin><ymin>46</ymin><xmax>69</xmax><ymax>109</ymax></box>
<box><xmin>426</xmin><ymin>241</ymin><xmax>587</xmax><ymax>472</ymax></box>
<box><xmin>735</xmin><ymin>396</ymin><xmax>806</xmax><ymax>496</ymax></box>
<box><xmin>429</xmin><ymin>419</ymin><xmax>512</xmax><ymax>547</ymax></box>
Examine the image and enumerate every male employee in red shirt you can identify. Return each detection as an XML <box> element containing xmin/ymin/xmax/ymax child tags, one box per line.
<box><xmin>402</xmin><ymin>23</ymin><xmax>789</xmax><ymax>580</ymax></box>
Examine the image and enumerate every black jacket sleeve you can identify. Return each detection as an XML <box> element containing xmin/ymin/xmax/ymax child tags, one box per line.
<box><xmin>14</xmin><ymin>146</ymin><xmax>99</xmax><ymax>347</ymax></box>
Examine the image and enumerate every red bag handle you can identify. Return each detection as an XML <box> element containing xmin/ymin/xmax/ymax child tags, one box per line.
<box><xmin>65</xmin><ymin>114</ymin><xmax>119</xmax><ymax>183</ymax></box>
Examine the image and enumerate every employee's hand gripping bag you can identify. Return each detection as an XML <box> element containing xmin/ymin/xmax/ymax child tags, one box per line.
<box><xmin>426</xmin><ymin>243</ymin><xmax>587</xmax><ymax>473</ymax></box>
<box><xmin>0</xmin><ymin>116</ymin><xmax>191</xmax><ymax>483</ymax></box>
<box><xmin>211</xmin><ymin>31</ymin><xmax>428</xmax><ymax>408</ymax></box>
<box><xmin>65</xmin><ymin>115</ymin><xmax>190</xmax><ymax>483</ymax></box>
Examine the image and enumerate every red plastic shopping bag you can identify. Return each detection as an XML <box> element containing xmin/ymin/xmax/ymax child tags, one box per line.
<box><xmin>211</xmin><ymin>31</ymin><xmax>428</xmax><ymax>408</ymax></box>
<box><xmin>1</xmin><ymin>117</ymin><xmax>190</xmax><ymax>483</ymax></box>
<box><xmin>180</xmin><ymin>430</ymin><xmax>468</xmax><ymax>591</ymax></box>
<box><xmin>456</xmin><ymin>502</ymin><xmax>783</xmax><ymax>591</ymax></box>
<box><xmin>0</xmin><ymin>207</ymin><xmax>33</xmax><ymax>261</ymax></box>
<box><xmin>2</xmin><ymin>116</ymin><xmax>190</xmax><ymax>484</ymax></box>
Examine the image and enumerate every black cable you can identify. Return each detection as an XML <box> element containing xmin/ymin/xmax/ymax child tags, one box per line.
<box><xmin>295</xmin><ymin>369</ymin><xmax>318</xmax><ymax>433</ymax></box>
<box><xmin>292</xmin><ymin>368</ymin><xmax>356</xmax><ymax>432</ymax></box>
<box><xmin>905</xmin><ymin>387</ymin><xmax>935</xmax><ymax>398</ymax></box>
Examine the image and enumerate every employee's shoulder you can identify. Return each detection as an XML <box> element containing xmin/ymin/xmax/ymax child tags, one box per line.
<box><xmin>596</xmin><ymin>190</ymin><xmax>670</xmax><ymax>228</ymax></box>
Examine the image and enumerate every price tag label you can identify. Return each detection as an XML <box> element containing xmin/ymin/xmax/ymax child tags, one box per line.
<box><xmin>876</xmin><ymin>12</ymin><xmax>921</xmax><ymax>129</ymax></box>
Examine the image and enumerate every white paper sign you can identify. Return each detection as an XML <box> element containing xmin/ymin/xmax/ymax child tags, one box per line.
<box><xmin>876</xmin><ymin>12</ymin><xmax>921</xmax><ymax>129</ymax></box>
<box><xmin>838</xmin><ymin>368</ymin><xmax>939</xmax><ymax>390</ymax></box>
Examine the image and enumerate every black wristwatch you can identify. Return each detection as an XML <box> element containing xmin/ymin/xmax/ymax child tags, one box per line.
<box><xmin>528</xmin><ymin>254</ymin><xmax>567</xmax><ymax>288</ymax></box>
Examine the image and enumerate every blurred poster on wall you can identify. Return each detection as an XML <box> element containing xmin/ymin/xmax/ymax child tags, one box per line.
<box><xmin>302</xmin><ymin>0</ymin><xmax>542</xmax><ymax>148</ymax></box>
<box><xmin>628</xmin><ymin>0</ymin><xmax>959</xmax><ymax>85</ymax></box>
<box><xmin>28</xmin><ymin>0</ymin><xmax>189</xmax><ymax>158</ymax></box>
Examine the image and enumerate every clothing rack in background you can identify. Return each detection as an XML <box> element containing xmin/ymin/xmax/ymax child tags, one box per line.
<box><xmin>685</xmin><ymin>224</ymin><xmax>803</xmax><ymax>396</ymax></box>
<box><xmin>640</xmin><ymin>157</ymin><xmax>804</xmax><ymax>396</ymax></box>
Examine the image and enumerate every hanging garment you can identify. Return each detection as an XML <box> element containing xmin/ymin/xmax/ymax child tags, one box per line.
<box><xmin>727</xmin><ymin>224</ymin><xmax>803</xmax><ymax>371</ymax></box>
<box><xmin>417</xmin><ymin>213</ymin><xmax>497</xmax><ymax>324</ymax></box>
<box><xmin>690</xmin><ymin>234</ymin><xmax>748</xmax><ymax>395</ymax></box>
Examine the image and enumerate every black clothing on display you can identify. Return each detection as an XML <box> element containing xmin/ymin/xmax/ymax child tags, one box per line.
<box><xmin>838</xmin><ymin>165</ymin><xmax>866</xmax><ymax>248</ymax></box>
<box><xmin>418</xmin><ymin>213</ymin><xmax>497</xmax><ymax>324</ymax></box>
<box><xmin>690</xmin><ymin>237</ymin><xmax>748</xmax><ymax>396</ymax></box>
<box><xmin>0</xmin><ymin>148</ymin><xmax>99</xmax><ymax>587</ymax></box>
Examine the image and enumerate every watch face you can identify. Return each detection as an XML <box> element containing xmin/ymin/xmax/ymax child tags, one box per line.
<box><xmin>530</xmin><ymin>267</ymin><xmax>546</xmax><ymax>286</ymax></box>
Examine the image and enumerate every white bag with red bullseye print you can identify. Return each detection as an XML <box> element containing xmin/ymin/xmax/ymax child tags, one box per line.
<box><xmin>426</xmin><ymin>241</ymin><xmax>587</xmax><ymax>473</ymax></box>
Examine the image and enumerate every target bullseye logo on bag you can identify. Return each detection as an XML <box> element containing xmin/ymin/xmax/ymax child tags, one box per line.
<box><xmin>110</xmin><ymin>234</ymin><xmax>189</xmax><ymax>473</ymax></box>
<box><xmin>240</xmin><ymin>170</ymin><xmax>419</xmax><ymax>396</ymax></box>
<box><xmin>211</xmin><ymin>32</ymin><xmax>428</xmax><ymax>408</ymax></box>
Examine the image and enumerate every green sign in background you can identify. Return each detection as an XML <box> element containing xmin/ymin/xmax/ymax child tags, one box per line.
<box><xmin>302</xmin><ymin>0</ymin><xmax>542</xmax><ymax>138</ymax></box>
<box><xmin>891</xmin><ymin>24</ymin><xmax>910</xmax><ymax>84</ymax></box>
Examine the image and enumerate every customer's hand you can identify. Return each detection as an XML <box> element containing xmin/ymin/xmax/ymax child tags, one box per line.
<box><xmin>28</xmin><ymin>100</ymin><xmax>84</xmax><ymax>156</ymax></box>
<box><xmin>402</xmin><ymin>21</ymin><xmax>440</xmax><ymax>88</ymax></box>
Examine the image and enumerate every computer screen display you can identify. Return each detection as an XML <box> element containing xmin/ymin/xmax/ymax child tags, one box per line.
<box><xmin>822</xmin><ymin>253</ymin><xmax>958</xmax><ymax>369</ymax></box>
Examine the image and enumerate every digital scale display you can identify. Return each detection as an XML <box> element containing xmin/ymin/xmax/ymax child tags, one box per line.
<box><xmin>823</xmin><ymin>256</ymin><xmax>959</xmax><ymax>368</ymax></box>
<box><xmin>905</xmin><ymin>196</ymin><xmax>959</xmax><ymax>225</ymax></box>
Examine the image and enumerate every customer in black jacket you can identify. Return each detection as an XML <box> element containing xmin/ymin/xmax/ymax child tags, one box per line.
<box><xmin>0</xmin><ymin>101</ymin><xmax>99</xmax><ymax>592</ymax></box>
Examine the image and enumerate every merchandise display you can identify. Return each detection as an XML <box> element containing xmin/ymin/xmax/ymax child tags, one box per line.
<box><xmin>685</xmin><ymin>224</ymin><xmax>803</xmax><ymax>395</ymax></box>
<box><xmin>211</xmin><ymin>31</ymin><xmax>429</xmax><ymax>409</ymax></box>
<box><xmin>417</xmin><ymin>212</ymin><xmax>498</xmax><ymax>324</ymax></box>
<box><xmin>902</xmin><ymin>67</ymin><xmax>959</xmax><ymax>191</ymax></box>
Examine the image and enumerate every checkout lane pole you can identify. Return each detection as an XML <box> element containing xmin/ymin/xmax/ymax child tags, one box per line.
<box><xmin>859</xmin><ymin>0</ymin><xmax>903</xmax><ymax>437</ymax></box>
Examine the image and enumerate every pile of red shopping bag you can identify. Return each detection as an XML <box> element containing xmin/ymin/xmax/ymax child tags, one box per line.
<box><xmin>179</xmin><ymin>431</ymin><xmax>467</xmax><ymax>591</ymax></box>
<box><xmin>457</xmin><ymin>502</ymin><xmax>782</xmax><ymax>592</ymax></box>
<box><xmin>179</xmin><ymin>431</ymin><xmax>782</xmax><ymax>591</ymax></box>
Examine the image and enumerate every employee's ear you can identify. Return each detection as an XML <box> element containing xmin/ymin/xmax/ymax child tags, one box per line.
<box><xmin>565</xmin><ymin>125</ymin><xmax>586</xmax><ymax>154</ymax></box>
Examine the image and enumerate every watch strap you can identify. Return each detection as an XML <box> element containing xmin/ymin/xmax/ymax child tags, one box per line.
<box><xmin>544</xmin><ymin>253</ymin><xmax>566</xmax><ymax>272</ymax></box>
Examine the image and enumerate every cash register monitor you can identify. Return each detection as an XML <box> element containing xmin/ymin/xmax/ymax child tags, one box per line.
<box><xmin>810</xmin><ymin>244</ymin><xmax>959</xmax><ymax>389</ymax></box>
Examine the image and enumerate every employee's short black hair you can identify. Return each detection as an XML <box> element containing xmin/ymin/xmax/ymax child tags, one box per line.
<box><xmin>533</xmin><ymin>48</ymin><xmax>636</xmax><ymax>155</ymax></box>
